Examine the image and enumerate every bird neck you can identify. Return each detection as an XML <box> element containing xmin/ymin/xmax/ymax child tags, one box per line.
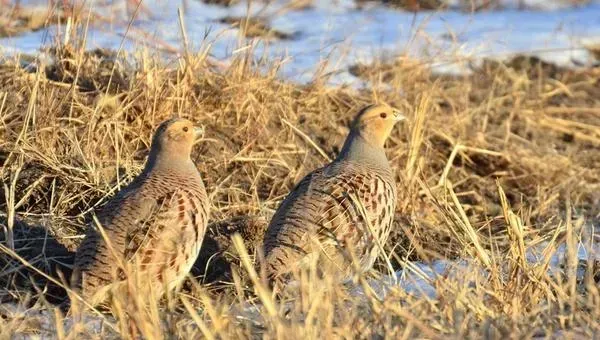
<box><xmin>144</xmin><ymin>150</ymin><xmax>196</xmax><ymax>174</ymax></box>
<box><xmin>336</xmin><ymin>131</ymin><xmax>390</xmax><ymax>167</ymax></box>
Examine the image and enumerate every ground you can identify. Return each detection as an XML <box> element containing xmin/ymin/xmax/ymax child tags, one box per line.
<box><xmin>1</xmin><ymin>0</ymin><xmax>600</xmax><ymax>338</ymax></box>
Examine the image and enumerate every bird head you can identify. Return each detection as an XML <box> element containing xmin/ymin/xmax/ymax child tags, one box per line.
<box><xmin>150</xmin><ymin>118</ymin><xmax>204</xmax><ymax>162</ymax></box>
<box><xmin>350</xmin><ymin>103</ymin><xmax>405</xmax><ymax>148</ymax></box>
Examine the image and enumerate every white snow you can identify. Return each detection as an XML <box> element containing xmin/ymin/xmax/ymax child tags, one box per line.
<box><xmin>356</xmin><ymin>226</ymin><xmax>599</xmax><ymax>301</ymax></box>
<box><xmin>1</xmin><ymin>0</ymin><xmax>599</xmax><ymax>84</ymax></box>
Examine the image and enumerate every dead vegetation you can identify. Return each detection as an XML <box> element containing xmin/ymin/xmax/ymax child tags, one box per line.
<box><xmin>356</xmin><ymin>0</ymin><xmax>446</xmax><ymax>11</ymax></box>
<box><xmin>202</xmin><ymin>0</ymin><xmax>241</xmax><ymax>6</ymax></box>
<box><xmin>0</xmin><ymin>5</ymin><xmax>65</xmax><ymax>38</ymax></box>
<box><xmin>219</xmin><ymin>16</ymin><xmax>298</xmax><ymax>40</ymax></box>
<box><xmin>0</xmin><ymin>10</ymin><xmax>599</xmax><ymax>338</ymax></box>
<box><xmin>356</xmin><ymin>0</ymin><xmax>591</xmax><ymax>11</ymax></box>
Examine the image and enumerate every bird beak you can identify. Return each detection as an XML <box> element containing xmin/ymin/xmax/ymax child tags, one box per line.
<box><xmin>194</xmin><ymin>126</ymin><xmax>204</xmax><ymax>141</ymax></box>
<box><xmin>392</xmin><ymin>109</ymin><xmax>406</xmax><ymax>122</ymax></box>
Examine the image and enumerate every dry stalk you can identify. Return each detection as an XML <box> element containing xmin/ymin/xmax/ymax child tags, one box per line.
<box><xmin>231</xmin><ymin>233</ymin><xmax>278</xmax><ymax>318</ymax></box>
<box><xmin>181</xmin><ymin>295</ymin><xmax>216</xmax><ymax>340</ymax></box>
<box><xmin>2</xmin><ymin>159</ymin><xmax>23</xmax><ymax>250</ymax></box>
<box><xmin>444</xmin><ymin>180</ymin><xmax>491</xmax><ymax>268</ymax></box>
<box><xmin>281</xmin><ymin>118</ymin><xmax>332</xmax><ymax>162</ymax></box>
<box><xmin>405</xmin><ymin>92</ymin><xmax>428</xmax><ymax>181</ymax></box>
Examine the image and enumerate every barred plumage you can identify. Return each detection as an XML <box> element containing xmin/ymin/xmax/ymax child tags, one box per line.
<box><xmin>263</xmin><ymin>104</ymin><xmax>405</xmax><ymax>281</ymax></box>
<box><xmin>71</xmin><ymin>118</ymin><xmax>209</xmax><ymax>306</ymax></box>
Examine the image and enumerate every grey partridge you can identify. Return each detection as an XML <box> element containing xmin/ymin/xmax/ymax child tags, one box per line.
<box><xmin>71</xmin><ymin>118</ymin><xmax>210</xmax><ymax>306</ymax></box>
<box><xmin>263</xmin><ymin>104</ymin><xmax>405</xmax><ymax>282</ymax></box>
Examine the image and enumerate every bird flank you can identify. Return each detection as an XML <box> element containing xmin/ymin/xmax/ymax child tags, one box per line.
<box><xmin>71</xmin><ymin>117</ymin><xmax>210</xmax><ymax>306</ymax></box>
<box><xmin>263</xmin><ymin>103</ymin><xmax>405</xmax><ymax>282</ymax></box>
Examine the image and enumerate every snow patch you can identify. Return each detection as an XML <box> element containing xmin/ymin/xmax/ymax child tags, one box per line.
<box><xmin>1</xmin><ymin>0</ymin><xmax>599</xmax><ymax>85</ymax></box>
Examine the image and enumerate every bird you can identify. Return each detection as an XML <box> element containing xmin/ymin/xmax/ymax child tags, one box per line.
<box><xmin>263</xmin><ymin>103</ymin><xmax>405</xmax><ymax>282</ymax></box>
<box><xmin>71</xmin><ymin>118</ymin><xmax>210</xmax><ymax>307</ymax></box>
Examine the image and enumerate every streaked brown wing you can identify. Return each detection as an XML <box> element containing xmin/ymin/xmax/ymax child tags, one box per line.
<box><xmin>264</xmin><ymin>163</ymin><xmax>394</xmax><ymax>276</ymax></box>
<box><xmin>124</xmin><ymin>189</ymin><xmax>208</xmax><ymax>287</ymax></box>
<box><xmin>72</xmin><ymin>188</ymin><xmax>157</xmax><ymax>292</ymax></box>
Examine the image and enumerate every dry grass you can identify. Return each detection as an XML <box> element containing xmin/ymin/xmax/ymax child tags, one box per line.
<box><xmin>1</xmin><ymin>7</ymin><xmax>600</xmax><ymax>338</ymax></box>
<box><xmin>0</xmin><ymin>5</ymin><xmax>66</xmax><ymax>38</ymax></box>
<box><xmin>356</xmin><ymin>0</ymin><xmax>591</xmax><ymax>11</ymax></box>
<box><xmin>218</xmin><ymin>16</ymin><xmax>297</xmax><ymax>40</ymax></box>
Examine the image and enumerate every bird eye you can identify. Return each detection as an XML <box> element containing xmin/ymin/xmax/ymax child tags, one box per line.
<box><xmin>183</xmin><ymin>127</ymin><xmax>189</xmax><ymax>132</ymax></box>
<box><xmin>380</xmin><ymin>112</ymin><xmax>387</xmax><ymax>119</ymax></box>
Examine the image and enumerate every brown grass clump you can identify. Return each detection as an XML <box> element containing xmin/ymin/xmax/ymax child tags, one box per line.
<box><xmin>356</xmin><ymin>0</ymin><xmax>446</xmax><ymax>11</ymax></box>
<box><xmin>1</xmin><ymin>16</ymin><xmax>600</xmax><ymax>338</ymax></box>
<box><xmin>356</xmin><ymin>0</ymin><xmax>591</xmax><ymax>11</ymax></box>
<box><xmin>202</xmin><ymin>0</ymin><xmax>241</xmax><ymax>6</ymax></box>
<box><xmin>219</xmin><ymin>16</ymin><xmax>298</xmax><ymax>40</ymax></box>
<box><xmin>0</xmin><ymin>5</ymin><xmax>65</xmax><ymax>38</ymax></box>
